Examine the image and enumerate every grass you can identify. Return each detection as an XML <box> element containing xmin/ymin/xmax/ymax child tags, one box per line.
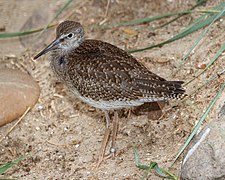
<box><xmin>172</xmin><ymin>82</ymin><xmax>225</xmax><ymax>164</ymax></box>
<box><xmin>133</xmin><ymin>146</ymin><xmax>178</xmax><ymax>180</ymax></box>
<box><xmin>171</xmin><ymin>2</ymin><xmax>225</xmax><ymax>165</ymax></box>
<box><xmin>121</xmin><ymin>0</ymin><xmax>225</xmax><ymax>168</ymax></box>
<box><xmin>0</xmin><ymin>0</ymin><xmax>73</xmax><ymax>38</ymax></box>
<box><xmin>127</xmin><ymin>0</ymin><xmax>225</xmax><ymax>177</ymax></box>
<box><xmin>127</xmin><ymin>2</ymin><xmax>225</xmax><ymax>53</ymax></box>
<box><xmin>1</xmin><ymin>0</ymin><xmax>225</xmax><ymax>179</ymax></box>
<box><xmin>0</xmin><ymin>25</ymin><xmax>56</xmax><ymax>38</ymax></box>
<box><xmin>0</xmin><ymin>155</ymin><xmax>27</xmax><ymax>180</ymax></box>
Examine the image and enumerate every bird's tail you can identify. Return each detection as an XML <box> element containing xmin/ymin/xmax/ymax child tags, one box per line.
<box><xmin>138</xmin><ymin>80</ymin><xmax>185</xmax><ymax>102</ymax></box>
<box><xmin>163</xmin><ymin>81</ymin><xmax>185</xmax><ymax>99</ymax></box>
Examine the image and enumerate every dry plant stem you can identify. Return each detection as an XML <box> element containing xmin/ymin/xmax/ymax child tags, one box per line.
<box><xmin>99</xmin><ymin>0</ymin><xmax>111</xmax><ymax>25</ymax></box>
<box><xmin>0</xmin><ymin>107</ymin><xmax>31</xmax><ymax>143</ymax></box>
<box><xmin>47</xmin><ymin>141</ymin><xmax>68</xmax><ymax>147</ymax></box>
<box><xmin>104</xmin><ymin>0</ymin><xmax>110</xmax><ymax>17</ymax></box>
<box><xmin>62</xmin><ymin>0</ymin><xmax>89</xmax><ymax>20</ymax></box>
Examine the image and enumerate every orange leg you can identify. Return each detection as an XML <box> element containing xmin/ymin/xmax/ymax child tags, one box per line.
<box><xmin>110</xmin><ymin>111</ymin><xmax>118</xmax><ymax>155</ymax></box>
<box><xmin>97</xmin><ymin>111</ymin><xmax>111</xmax><ymax>167</ymax></box>
<box><xmin>96</xmin><ymin>110</ymin><xmax>119</xmax><ymax>167</ymax></box>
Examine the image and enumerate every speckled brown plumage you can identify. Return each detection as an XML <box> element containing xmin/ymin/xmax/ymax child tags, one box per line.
<box><xmin>56</xmin><ymin>39</ymin><xmax>184</xmax><ymax>109</ymax></box>
<box><xmin>33</xmin><ymin>20</ymin><xmax>185</xmax><ymax>166</ymax></box>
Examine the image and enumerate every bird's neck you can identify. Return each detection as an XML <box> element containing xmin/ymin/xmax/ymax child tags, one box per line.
<box><xmin>49</xmin><ymin>51</ymin><xmax>67</xmax><ymax>80</ymax></box>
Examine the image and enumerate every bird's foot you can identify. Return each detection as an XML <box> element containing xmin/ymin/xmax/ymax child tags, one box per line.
<box><xmin>94</xmin><ymin>146</ymin><xmax>117</xmax><ymax>169</ymax></box>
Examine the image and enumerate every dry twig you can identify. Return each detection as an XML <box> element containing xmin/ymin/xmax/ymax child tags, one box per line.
<box><xmin>0</xmin><ymin>107</ymin><xmax>31</xmax><ymax>143</ymax></box>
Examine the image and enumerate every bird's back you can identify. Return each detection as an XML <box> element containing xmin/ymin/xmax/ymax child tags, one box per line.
<box><xmin>54</xmin><ymin>39</ymin><xmax>184</xmax><ymax>110</ymax></box>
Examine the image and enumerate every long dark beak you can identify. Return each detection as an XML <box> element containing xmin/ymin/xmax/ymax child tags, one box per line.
<box><xmin>33</xmin><ymin>38</ymin><xmax>61</xmax><ymax>60</ymax></box>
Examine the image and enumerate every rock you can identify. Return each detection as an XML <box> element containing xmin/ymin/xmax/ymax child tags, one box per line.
<box><xmin>218</xmin><ymin>101</ymin><xmax>225</xmax><ymax>117</ymax></box>
<box><xmin>0</xmin><ymin>69</ymin><xmax>40</xmax><ymax>127</ymax></box>
<box><xmin>180</xmin><ymin>117</ymin><xmax>225</xmax><ymax>180</ymax></box>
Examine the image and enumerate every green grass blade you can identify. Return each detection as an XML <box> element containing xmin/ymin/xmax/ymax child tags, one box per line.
<box><xmin>190</xmin><ymin>67</ymin><xmax>225</xmax><ymax>95</ymax></box>
<box><xmin>185</xmin><ymin>41</ymin><xmax>225</xmax><ymax>86</ymax></box>
<box><xmin>128</xmin><ymin>13</ymin><xmax>219</xmax><ymax>53</ymax></box>
<box><xmin>133</xmin><ymin>146</ymin><xmax>178</xmax><ymax>179</ymax></box>
<box><xmin>152</xmin><ymin>163</ymin><xmax>168</xmax><ymax>178</ymax></box>
<box><xmin>0</xmin><ymin>155</ymin><xmax>27</xmax><ymax>175</ymax></box>
<box><xmin>40</xmin><ymin>0</ymin><xmax>73</xmax><ymax>36</ymax></box>
<box><xmin>172</xmin><ymin>82</ymin><xmax>225</xmax><ymax>165</ymax></box>
<box><xmin>0</xmin><ymin>24</ymin><xmax>55</xmax><ymax>38</ymax></box>
<box><xmin>133</xmin><ymin>144</ymin><xmax>139</xmax><ymax>166</ymax></box>
<box><xmin>128</xmin><ymin>2</ymin><xmax>225</xmax><ymax>53</ymax></box>
<box><xmin>151</xmin><ymin>0</ymin><xmax>207</xmax><ymax>30</ymax></box>
<box><xmin>133</xmin><ymin>145</ymin><xmax>149</xmax><ymax>169</ymax></box>
<box><xmin>115</xmin><ymin>11</ymin><xmax>188</xmax><ymax>26</ymax></box>
<box><xmin>127</xmin><ymin>12</ymin><xmax>210</xmax><ymax>53</ymax></box>
<box><xmin>182</xmin><ymin>1</ymin><xmax>224</xmax><ymax>32</ymax></box>
<box><xmin>0</xmin><ymin>0</ymin><xmax>72</xmax><ymax>39</ymax></box>
<box><xmin>115</xmin><ymin>10</ymin><xmax>218</xmax><ymax>27</ymax></box>
<box><xmin>52</xmin><ymin>0</ymin><xmax>73</xmax><ymax>21</ymax></box>
<box><xmin>180</xmin><ymin>6</ymin><xmax>225</xmax><ymax>64</ymax></box>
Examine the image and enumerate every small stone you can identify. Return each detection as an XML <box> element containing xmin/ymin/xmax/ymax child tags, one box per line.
<box><xmin>181</xmin><ymin>117</ymin><xmax>225</xmax><ymax>180</ymax></box>
<box><xmin>110</xmin><ymin>147</ymin><xmax>116</xmax><ymax>154</ymax></box>
<box><xmin>5</xmin><ymin>54</ymin><xmax>16</xmax><ymax>58</ymax></box>
<box><xmin>122</xmin><ymin>28</ymin><xmax>138</xmax><ymax>37</ymax></box>
<box><xmin>195</xmin><ymin>63</ymin><xmax>206</xmax><ymax>69</ymax></box>
<box><xmin>37</xmin><ymin>104</ymin><xmax>45</xmax><ymax>111</ymax></box>
<box><xmin>35</xmin><ymin>127</ymin><xmax>40</xmax><ymax>131</ymax></box>
<box><xmin>75</xmin><ymin>144</ymin><xmax>80</xmax><ymax>148</ymax></box>
<box><xmin>0</xmin><ymin>69</ymin><xmax>40</xmax><ymax>127</ymax></box>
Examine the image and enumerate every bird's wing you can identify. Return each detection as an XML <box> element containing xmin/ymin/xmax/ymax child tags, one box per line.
<box><xmin>67</xmin><ymin>40</ymin><xmax>184</xmax><ymax>101</ymax></box>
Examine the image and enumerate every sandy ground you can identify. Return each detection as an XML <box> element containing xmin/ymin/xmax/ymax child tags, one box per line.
<box><xmin>0</xmin><ymin>0</ymin><xmax>225</xmax><ymax>179</ymax></box>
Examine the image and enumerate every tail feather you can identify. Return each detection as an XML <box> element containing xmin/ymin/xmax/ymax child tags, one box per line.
<box><xmin>135</xmin><ymin>79</ymin><xmax>185</xmax><ymax>100</ymax></box>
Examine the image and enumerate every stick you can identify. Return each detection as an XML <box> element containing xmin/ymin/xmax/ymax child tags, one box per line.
<box><xmin>0</xmin><ymin>107</ymin><xmax>31</xmax><ymax>143</ymax></box>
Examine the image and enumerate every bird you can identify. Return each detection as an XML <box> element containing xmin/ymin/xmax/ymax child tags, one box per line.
<box><xmin>33</xmin><ymin>20</ymin><xmax>185</xmax><ymax>166</ymax></box>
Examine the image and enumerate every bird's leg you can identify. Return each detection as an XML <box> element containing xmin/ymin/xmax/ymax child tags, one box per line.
<box><xmin>110</xmin><ymin>110</ymin><xmax>119</xmax><ymax>156</ymax></box>
<box><xmin>97</xmin><ymin>110</ymin><xmax>111</xmax><ymax>167</ymax></box>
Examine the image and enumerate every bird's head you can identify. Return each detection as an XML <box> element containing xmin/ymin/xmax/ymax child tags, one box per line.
<box><xmin>33</xmin><ymin>20</ymin><xmax>84</xmax><ymax>60</ymax></box>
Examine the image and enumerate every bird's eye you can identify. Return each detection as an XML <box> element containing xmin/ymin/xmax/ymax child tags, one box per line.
<box><xmin>67</xmin><ymin>33</ymin><xmax>74</xmax><ymax>38</ymax></box>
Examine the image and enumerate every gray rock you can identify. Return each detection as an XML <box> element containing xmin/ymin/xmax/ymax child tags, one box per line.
<box><xmin>0</xmin><ymin>69</ymin><xmax>40</xmax><ymax>127</ymax></box>
<box><xmin>181</xmin><ymin>117</ymin><xmax>225</xmax><ymax>180</ymax></box>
